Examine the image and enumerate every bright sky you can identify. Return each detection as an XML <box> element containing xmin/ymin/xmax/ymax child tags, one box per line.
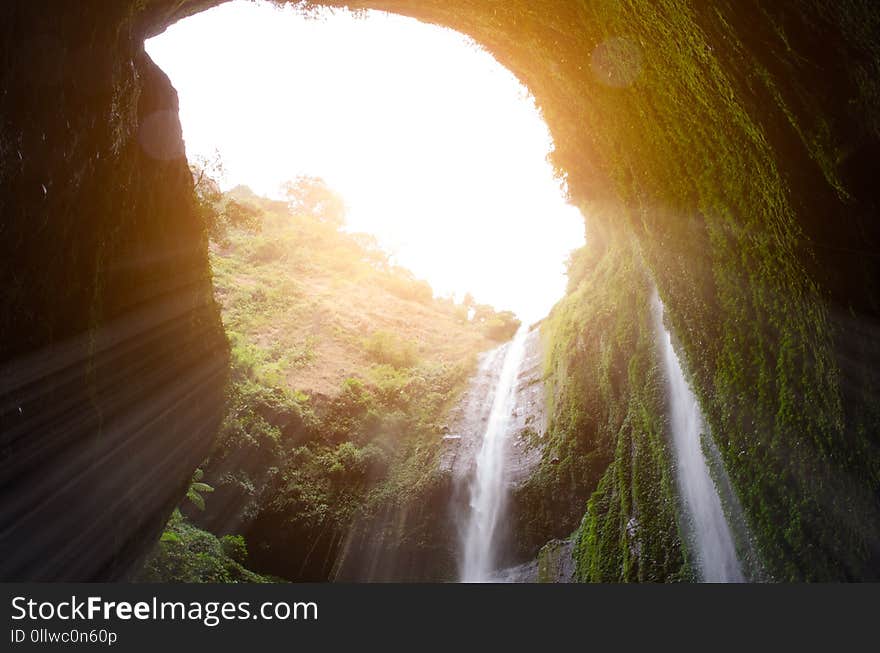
<box><xmin>146</xmin><ymin>1</ymin><xmax>584</xmax><ymax>323</ymax></box>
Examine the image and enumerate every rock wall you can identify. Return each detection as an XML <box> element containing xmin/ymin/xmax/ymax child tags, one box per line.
<box><xmin>0</xmin><ymin>2</ymin><xmax>227</xmax><ymax>580</ymax></box>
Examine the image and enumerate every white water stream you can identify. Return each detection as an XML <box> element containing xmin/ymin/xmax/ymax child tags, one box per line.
<box><xmin>652</xmin><ymin>293</ymin><xmax>744</xmax><ymax>582</ymax></box>
<box><xmin>460</xmin><ymin>326</ymin><xmax>529</xmax><ymax>582</ymax></box>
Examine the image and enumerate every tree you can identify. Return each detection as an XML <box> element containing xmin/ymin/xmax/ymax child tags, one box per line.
<box><xmin>469</xmin><ymin>300</ymin><xmax>521</xmax><ymax>341</ymax></box>
<box><xmin>191</xmin><ymin>149</ymin><xmax>224</xmax><ymax>205</ymax></box>
<box><xmin>223</xmin><ymin>199</ymin><xmax>261</xmax><ymax>232</ymax></box>
<box><xmin>190</xmin><ymin>150</ymin><xmax>225</xmax><ymax>240</ymax></box>
<box><xmin>483</xmin><ymin>310</ymin><xmax>521</xmax><ymax>341</ymax></box>
<box><xmin>190</xmin><ymin>152</ymin><xmax>263</xmax><ymax>240</ymax></box>
<box><xmin>282</xmin><ymin>175</ymin><xmax>346</xmax><ymax>227</ymax></box>
<box><xmin>350</xmin><ymin>232</ymin><xmax>389</xmax><ymax>269</ymax></box>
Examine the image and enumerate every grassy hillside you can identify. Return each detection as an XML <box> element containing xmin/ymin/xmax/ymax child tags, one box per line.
<box><xmin>212</xmin><ymin>186</ymin><xmax>502</xmax><ymax>397</ymax></box>
<box><xmin>139</xmin><ymin>184</ymin><xmax>512</xmax><ymax>581</ymax></box>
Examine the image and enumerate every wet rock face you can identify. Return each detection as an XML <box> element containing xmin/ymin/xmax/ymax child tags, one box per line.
<box><xmin>0</xmin><ymin>2</ymin><xmax>227</xmax><ymax>579</ymax></box>
<box><xmin>441</xmin><ymin>328</ymin><xmax>546</xmax><ymax>487</ymax></box>
<box><xmin>442</xmin><ymin>327</ymin><xmax>547</xmax><ymax>572</ymax></box>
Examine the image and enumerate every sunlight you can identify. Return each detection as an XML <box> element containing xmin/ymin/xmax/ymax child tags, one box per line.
<box><xmin>146</xmin><ymin>1</ymin><xmax>585</xmax><ymax>323</ymax></box>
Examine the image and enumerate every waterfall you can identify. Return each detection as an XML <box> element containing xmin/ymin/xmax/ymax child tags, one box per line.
<box><xmin>652</xmin><ymin>293</ymin><xmax>744</xmax><ymax>582</ymax></box>
<box><xmin>460</xmin><ymin>326</ymin><xmax>529</xmax><ymax>582</ymax></box>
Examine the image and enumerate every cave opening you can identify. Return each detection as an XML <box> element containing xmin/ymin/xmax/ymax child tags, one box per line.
<box><xmin>2</xmin><ymin>0</ymin><xmax>878</xmax><ymax>584</ymax></box>
<box><xmin>139</xmin><ymin>0</ymin><xmax>587</xmax><ymax>581</ymax></box>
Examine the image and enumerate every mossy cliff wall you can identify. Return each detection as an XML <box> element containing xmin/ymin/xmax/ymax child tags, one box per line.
<box><xmin>1</xmin><ymin>0</ymin><xmax>878</xmax><ymax>579</ymax></box>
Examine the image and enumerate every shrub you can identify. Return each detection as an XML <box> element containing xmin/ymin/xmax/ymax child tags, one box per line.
<box><xmin>483</xmin><ymin>311</ymin><xmax>521</xmax><ymax>341</ymax></box>
<box><xmin>363</xmin><ymin>331</ymin><xmax>419</xmax><ymax>369</ymax></box>
<box><xmin>136</xmin><ymin>511</ymin><xmax>269</xmax><ymax>583</ymax></box>
<box><xmin>380</xmin><ymin>270</ymin><xmax>434</xmax><ymax>304</ymax></box>
<box><xmin>246</xmin><ymin>238</ymin><xmax>286</xmax><ymax>264</ymax></box>
<box><xmin>220</xmin><ymin>534</ymin><xmax>249</xmax><ymax>565</ymax></box>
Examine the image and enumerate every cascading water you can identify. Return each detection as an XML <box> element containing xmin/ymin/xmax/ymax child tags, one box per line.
<box><xmin>652</xmin><ymin>293</ymin><xmax>744</xmax><ymax>582</ymax></box>
<box><xmin>460</xmin><ymin>326</ymin><xmax>529</xmax><ymax>582</ymax></box>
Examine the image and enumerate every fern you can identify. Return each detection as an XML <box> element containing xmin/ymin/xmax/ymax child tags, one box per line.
<box><xmin>186</xmin><ymin>468</ymin><xmax>214</xmax><ymax>511</ymax></box>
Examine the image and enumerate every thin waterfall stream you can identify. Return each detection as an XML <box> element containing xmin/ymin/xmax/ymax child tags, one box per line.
<box><xmin>460</xmin><ymin>326</ymin><xmax>530</xmax><ymax>582</ymax></box>
<box><xmin>652</xmin><ymin>292</ymin><xmax>744</xmax><ymax>582</ymax></box>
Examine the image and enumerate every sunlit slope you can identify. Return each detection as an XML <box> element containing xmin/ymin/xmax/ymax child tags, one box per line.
<box><xmin>210</xmin><ymin>187</ymin><xmax>500</xmax><ymax>397</ymax></box>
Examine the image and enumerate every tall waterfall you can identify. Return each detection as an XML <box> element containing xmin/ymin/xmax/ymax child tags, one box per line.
<box><xmin>460</xmin><ymin>326</ymin><xmax>529</xmax><ymax>582</ymax></box>
<box><xmin>652</xmin><ymin>293</ymin><xmax>744</xmax><ymax>582</ymax></box>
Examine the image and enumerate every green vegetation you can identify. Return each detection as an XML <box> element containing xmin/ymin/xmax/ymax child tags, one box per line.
<box><xmin>363</xmin><ymin>330</ymin><xmax>420</xmax><ymax>369</ymax></box>
<box><xmin>462</xmin><ymin>294</ymin><xmax>522</xmax><ymax>341</ymax></box>
<box><xmin>137</xmin><ymin>510</ymin><xmax>271</xmax><ymax>583</ymax></box>
<box><xmin>185</xmin><ymin>468</ymin><xmax>214</xmax><ymax>512</ymax></box>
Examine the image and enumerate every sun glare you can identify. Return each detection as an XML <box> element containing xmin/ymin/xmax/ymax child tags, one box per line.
<box><xmin>146</xmin><ymin>1</ymin><xmax>585</xmax><ymax>323</ymax></box>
